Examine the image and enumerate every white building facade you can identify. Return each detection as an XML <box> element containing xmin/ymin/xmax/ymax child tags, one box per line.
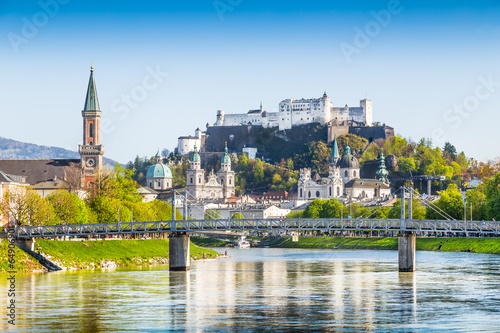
<box><xmin>213</xmin><ymin>93</ymin><xmax>373</xmax><ymax>131</ymax></box>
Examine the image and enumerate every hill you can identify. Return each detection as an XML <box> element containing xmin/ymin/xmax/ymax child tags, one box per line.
<box><xmin>0</xmin><ymin>137</ymin><xmax>118</xmax><ymax>165</ymax></box>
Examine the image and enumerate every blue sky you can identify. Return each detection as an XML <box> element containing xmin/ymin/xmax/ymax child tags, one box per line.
<box><xmin>1</xmin><ymin>0</ymin><xmax>500</xmax><ymax>163</ymax></box>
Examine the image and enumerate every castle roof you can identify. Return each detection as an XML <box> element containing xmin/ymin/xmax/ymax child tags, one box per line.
<box><xmin>84</xmin><ymin>66</ymin><xmax>100</xmax><ymax>111</ymax></box>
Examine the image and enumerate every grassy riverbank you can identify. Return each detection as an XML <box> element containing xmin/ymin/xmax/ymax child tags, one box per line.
<box><xmin>0</xmin><ymin>239</ymin><xmax>46</xmax><ymax>273</ymax></box>
<box><xmin>276</xmin><ymin>237</ymin><xmax>500</xmax><ymax>254</ymax></box>
<box><xmin>0</xmin><ymin>239</ymin><xmax>220</xmax><ymax>274</ymax></box>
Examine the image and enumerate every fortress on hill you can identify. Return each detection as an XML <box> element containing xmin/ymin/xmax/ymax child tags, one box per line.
<box><xmin>177</xmin><ymin>92</ymin><xmax>394</xmax><ymax>158</ymax></box>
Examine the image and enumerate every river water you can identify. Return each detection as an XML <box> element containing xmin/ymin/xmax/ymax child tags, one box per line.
<box><xmin>2</xmin><ymin>248</ymin><xmax>499</xmax><ymax>332</ymax></box>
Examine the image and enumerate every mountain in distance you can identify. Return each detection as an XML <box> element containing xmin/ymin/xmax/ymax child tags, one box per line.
<box><xmin>0</xmin><ymin>137</ymin><xmax>119</xmax><ymax>166</ymax></box>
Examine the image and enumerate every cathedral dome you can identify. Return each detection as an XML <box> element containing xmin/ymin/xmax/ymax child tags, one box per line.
<box><xmin>146</xmin><ymin>163</ymin><xmax>172</xmax><ymax>179</ymax></box>
<box><xmin>337</xmin><ymin>146</ymin><xmax>359</xmax><ymax>169</ymax></box>
<box><xmin>190</xmin><ymin>145</ymin><xmax>201</xmax><ymax>162</ymax></box>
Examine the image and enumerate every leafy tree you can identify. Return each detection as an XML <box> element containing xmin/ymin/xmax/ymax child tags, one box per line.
<box><xmin>485</xmin><ymin>173</ymin><xmax>500</xmax><ymax>220</ymax></box>
<box><xmin>466</xmin><ymin>188</ymin><xmax>486</xmax><ymax>221</ymax></box>
<box><xmin>47</xmin><ymin>190</ymin><xmax>89</xmax><ymax>224</ymax></box>
<box><xmin>161</xmin><ymin>148</ymin><xmax>170</xmax><ymax>159</ymax></box>
<box><xmin>205</xmin><ymin>209</ymin><xmax>222</xmax><ymax>220</ymax></box>
<box><xmin>88</xmin><ymin>196</ymin><xmax>132</xmax><ymax>224</ymax></box>
<box><xmin>426</xmin><ymin>184</ymin><xmax>464</xmax><ymax>220</ymax></box>
<box><xmin>302</xmin><ymin>200</ymin><xmax>322</xmax><ymax>218</ymax></box>
<box><xmin>398</xmin><ymin>157</ymin><xmax>416</xmax><ymax>174</ymax></box>
<box><xmin>231</xmin><ymin>212</ymin><xmax>244</xmax><ymax>219</ymax></box>
<box><xmin>1</xmin><ymin>187</ymin><xmax>55</xmax><ymax>226</ymax></box>
<box><xmin>388</xmin><ymin>198</ymin><xmax>426</xmax><ymax>219</ymax></box>
<box><xmin>337</xmin><ymin>134</ymin><xmax>368</xmax><ymax>152</ymax></box>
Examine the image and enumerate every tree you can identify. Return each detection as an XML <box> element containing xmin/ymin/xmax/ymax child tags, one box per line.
<box><xmin>485</xmin><ymin>173</ymin><xmax>500</xmax><ymax>220</ymax></box>
<box><xmin>388</xmin><ymin>198</ymin><xmax>426</xmax><ymax>219</ymax></box>
<box><xmin>161</xmin><ymin>148</ymin><xmax>170</xmax><ymax>159</ymax></box>
<box><xmin>47</xmin><ymin>190</ymin><xmax>89</xmax><ymax>224</ymax></box>
<box><xmin>1</xmin><ymin>187</ymin><xmax>55</xmax><ymax>226</ymax></box>
<box><xmin>338</xmin><ymin>134</ymin><xmax>368</xmax><ymax>152</ymax></box>
<box><xmin>320</xmin><ymin>199</ymin><xmax>342</xmax><ymax>218</ymax></box>
<box><xmin>205</xmin><ymin>209</ymin><xmax>221</xmax><ymax>220</ymax></box>
<box><xmin>88</xmin><ymin>196</ymin><xmax>131</xmax><ymax>224</ymax></box>
<box><xmin>426</xmin><ymin>184</ymin><xmax>464</xmax><ymax>220</ymax></box>
<box><xmin>466</xmin><ymin>188</ymin><xmax>486</xmax><ymax>221</ymax></box>
<box><xmin>232</xmin><ymin>212</ymin><xmax>244</xmax><ymax>219</ymax></box>
<box><xmin>398</xmin><ymin>157</ymin><xmax>416</xmax><ymax>174</ymax></box>
<box><xmin>302</xmin><ymin>199</ymin><xmax>322</xmax><ymax>218</ymax></box>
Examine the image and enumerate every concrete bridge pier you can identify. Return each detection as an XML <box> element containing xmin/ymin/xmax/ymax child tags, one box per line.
<box><xmin>398</xmin><ymin>232</ymin><xmax>416</xmax><ymax>272</ymax></box>
<box><xmin>169</xmin><ymin>232</ymin><xmax>190</xmax><ymax>271</ymax></box>
<box><xmin>16</xmin><ymin>238</ymin><xmax>35</xmax><ymax>252</ymax></box>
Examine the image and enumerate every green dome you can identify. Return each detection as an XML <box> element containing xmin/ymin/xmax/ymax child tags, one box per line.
<box><xmin>146</xmin><ymin>163</ymin><xmax>172</xmax><ymax>178</ymax></box>
<box><xmin>221</xmin><ymin>144</ymin><xmax>230</xmax><ymax>164</ymax></box>
<box><xmin>190</xmin><ymin>145</ymin><xmax>201</xmax><ymax>162</ymax></box>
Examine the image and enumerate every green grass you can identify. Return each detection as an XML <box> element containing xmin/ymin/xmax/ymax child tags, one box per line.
<box><xmin>275</xmin><ymin>236</ymin><xmax>500</xmax><ymax>254</ymax></box>
<box><xmin>33</xmin><ymin>238</ymin><xmax>220</xmax><ymax>269</ymax></box>
<box><xmin>0</xmin><ymin>239</ymin><xmax>45</xmax><ymax>274</ymax></box>
<box><xmin>190</xmin><ymin>236</ymin><xmax>231</xmax><ymax>247</ymax></box>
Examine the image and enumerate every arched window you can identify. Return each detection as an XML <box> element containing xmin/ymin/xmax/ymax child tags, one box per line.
<box><xmin>229</xmin><ymin>178</ymin><xmax>232</xmax><ymax>185</ymax></box>
<box><xmin>190</xmin><ymin>177</ymin><xmax>193</xmax><ymax>184</ymax></box>
<box><xmin>149</xmin><ymin>181</ymin><xmax>152</xmax><ymax>187</ymax></box>
<box><xmin>337</xmin><ymin>187</ymin><xmax>340</xmax><ymax>196</ymax></box>
<box><xmin>89</xmin><ymin>123</ymin><xmax>94</xmax><ymax>138</ymax></box>
<box><xmin>353</xmin><ymin>170</ymin><xmax>357</xmax><ymax>177</ymax></box>
<box><xmin>308</xmin><ymin>191</ymin><xmax>311</xmax><ymax>198</ymax></box>
<box><xmin>300</xmin><ymin>189</ymin><xmax>303</xmax><ymax>197</ymax></box>
<box><xmin>316</xmin><ymin>191</ymin><xmax>320</xmax><ymax>198</ymax></box>
<box><xmin>329</xmin><ymin>187</ymin><xmax>332</xmax><ymax>196</ymax></box>
<box><xmin>344</xmin><ymin>170</ymin><xmax>348</xmax><ymax>177</ymax></box>
<box><xmin>198</xmin><ymin>177</ymin><xmax>201</xmax><ymax>184</ymax></box>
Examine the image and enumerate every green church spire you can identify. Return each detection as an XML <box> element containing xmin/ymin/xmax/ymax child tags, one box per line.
<box><xmin>331</xmin><ymin>135</ymin><xmax>340</xmax><ymax>164</ymax></box>
<box><xmin>84</xmin><ymin>65</ymin><xmax>100</xmax><ymax>111</ymax></box>
<box><xmin>376</xmin><ymin>153</ymin><xmax>389</xmax><ymax>183</ymax></box>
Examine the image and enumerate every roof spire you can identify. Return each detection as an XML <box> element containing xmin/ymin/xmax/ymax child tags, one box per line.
<box><xmin>376</xmin><ymin>153</ymin><xmax>389</xmax><ymax>183</ymax></box>
<box><xmin>84</xmin><ymin>65</ymin><xmax>100</xmax><ymax>111</ymax></box>
<box><xmin>331</xmin><ymin>135</ymin><xmax>340</xmax><ymax>164</ymax></box>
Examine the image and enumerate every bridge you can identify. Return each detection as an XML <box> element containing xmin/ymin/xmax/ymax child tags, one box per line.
<box><xmin>15</xmin><ymin>218</ymin><xmax>500</xmax><ymax>272</ymax></box>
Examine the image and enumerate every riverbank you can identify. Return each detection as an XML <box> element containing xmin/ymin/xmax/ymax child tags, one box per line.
<box><xmin>0</xmin><ymin>239</ymin><xmax>46</xmax><ymax>273</ymax></box>
<box><xmin>0</xmin><ymin>239</ymin><xmax>220</xmax><ymax>274</ymax></box>
<box><xmin>274</xmin><ymin>236</ymin><xmax>500</xmax><ymax>254</ymax></box>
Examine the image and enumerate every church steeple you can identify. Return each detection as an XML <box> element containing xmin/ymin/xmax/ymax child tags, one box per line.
<box><xmin>331</xmin><ymin>135</ymin><xmax>340</xmax><ymax>164</ymax></box>
<box><xmin>84</xmin><ymin>66</ymin><xmax>100</xmax><ymax>111</ymax></box>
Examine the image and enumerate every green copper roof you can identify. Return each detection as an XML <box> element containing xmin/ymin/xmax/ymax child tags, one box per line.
<box><xmin>190</xmin><ymin>145</ymin><xmax>201</xmax><ymax>162</ymax></box>
<box><xmin>146</xmin><ymin>163</ymin><xmax>172</xmax><ymax>179</ymax></box>
<box><xmin>221</xmin><ymin>143</ymin><xmax>231</xmax><ymax>164</ymax></box>
<box><xmin>84</xmin><ymin>66</ymin><xmax>100</xmax><ymax>111</ymax></box>
<box><xmin>376</xmin><ymin>153</ymin><xmax>389</xmax><ymax>182</ymax></box>
<box><xmin>331</xmin><ymin>135</ymin><xmax>339</xmax><ymax>162</ymax></box>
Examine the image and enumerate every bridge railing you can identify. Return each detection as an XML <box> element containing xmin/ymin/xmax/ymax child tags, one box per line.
<box><xmin>15</xmin><ymin>218</ymin><xmax>500</xmax><ymax>239</ymax></box>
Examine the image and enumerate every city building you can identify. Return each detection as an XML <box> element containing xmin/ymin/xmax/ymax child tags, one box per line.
<box><xmin>297</xmin><ymin>136</ymin><xmax>391</xmax><ymax>201</ymax></box>
<box><xmin>186</xmin><ymin>143</ymin><xmax>235</xmax><ymax>200</ymax></box>
<box><xmin>146</xmin><ymin>149</ymin><xmax>173</xmax><ymax>191</ymax></box>
<box><xmin>214</xmin><ymin>93</ymin><xmax>372</xmax><ymax>131</ymax></box>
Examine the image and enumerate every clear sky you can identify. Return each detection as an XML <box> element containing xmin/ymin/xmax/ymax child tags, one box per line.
<box><xmin>1</xmin><ymin>0</ymin><xmax>499</xmax><ymax>163</ymax></box>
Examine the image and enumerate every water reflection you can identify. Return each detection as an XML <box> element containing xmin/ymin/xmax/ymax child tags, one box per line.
<box><xmin>1</xmin><ymin>249</ymin><xmax>499</xmax><ymax>331</ymax></box>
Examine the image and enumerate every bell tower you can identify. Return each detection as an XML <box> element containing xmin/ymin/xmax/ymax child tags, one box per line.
<box><xmin>78</xmin><ymin>65</ymin><xmax>104</xmax><ymax>188</ymax></box>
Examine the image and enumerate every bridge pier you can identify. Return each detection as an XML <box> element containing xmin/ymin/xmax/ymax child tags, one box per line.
<box><xmin>398</xmin><ymin>232</ymin><xmax>416</xmax><ymax>272</ymax></box>
<box><xmin>169</xmin><ymin>232</ymin><xmax>190</xmax><ymax>271</ymax></box>
<box><xmin>16</xmin><ymin>238</ymin><xmax>35</xmax><ymax>252</ymax></box>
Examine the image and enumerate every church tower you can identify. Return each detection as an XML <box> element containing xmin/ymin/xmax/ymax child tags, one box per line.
<box><xmin>217</xmin><ymin>142</ymin><xmax>235</xmax><ymax>198</ymax></box>
<box><xmin>186</xmin><ymin>145</ymin><xmax>205</xmax><ymax>199</ymax></box>
<box><xmin>78</xmin><ymin>66</ymin><xmax>104</xmax><ymax>188</ymax></box>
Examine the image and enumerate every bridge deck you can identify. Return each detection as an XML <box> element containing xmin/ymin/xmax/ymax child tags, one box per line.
<box><xmin>16</xmin><ymin>218</ymin><xmax>500</xmax><ymax>239</ymax></box>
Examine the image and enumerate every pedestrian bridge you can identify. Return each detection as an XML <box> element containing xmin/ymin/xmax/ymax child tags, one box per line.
<box><xmin>15</xmin><ymin>218</ymin><xmax>499</xmax><ymax>273</ymax></box>
<box><xmin>15</xmin><ymin>218</ymin><xmax>500</xmax><ymax>239</ymax></box>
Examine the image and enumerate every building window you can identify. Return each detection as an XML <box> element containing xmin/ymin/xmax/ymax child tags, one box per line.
<box><xmin>308</xmin><ymin>191</ymin><xmax>311</xmax><ymax>198</ymax></box>
<box><xmin>89</xmin><ymin>123</ymin><xmax>94</xmax><ymax>138</ymax></box>
<box><xmin>345</xmin><ymin>170</ymin><xmax>348</xmax><ymax>177</ymax></box>
<box><xmin>337</xmin><ymin>187</ymin><xmax>340</xmax><ymax>196</ymax></box>
<box><xmin>190</xmin><ymin>177</ymin><xmax>193</xmax><ymax>184</ymax></box>
<box><xmin>157</xmin><ymin>181</ymin><xmax>161</xmax><ymax>187</ymax></box>
<box><xmin>198</xmin><ymin>177</ymin><xmax>201</xmax><ymax>184</ymax></box>
<box><xmin>353</xmin><ymin>170</ymin><xmax>357</xmax><ymax>177</ymax></box>
<box><xmin>329</xmin><ymin>187</ymin><xmax>332</xmax><ymax>196</ymax></box>
<box><xmin>229</xmin><ymin>179</ymin><xmax>232</xmax><ymax>185</ymax></box>
<box><xmin>300</xmin><ymin>189</ymin><xmax>303</xmax><ymax>197</ymax></box>
<box><xmin>149</xmin><ymin>181</ymin><xmax>152</xmax><ymax>187</ymax></box>
<box><xmin>316</xmin><ymin>191</ymin><xmax>320</xmax><ymax>198</ymax></box>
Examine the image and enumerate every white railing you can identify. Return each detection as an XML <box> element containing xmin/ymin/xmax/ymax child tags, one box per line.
<box><xmin>16</xmin><ymin>218</ymin><xmax>500</xmax><ymax>239</ymax></box>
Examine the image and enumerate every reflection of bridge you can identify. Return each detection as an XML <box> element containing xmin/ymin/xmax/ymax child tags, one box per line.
<box><xmin>16</xmin><ymin>218</ymin><xmax>499</xmax><ymax>273</ymax></box>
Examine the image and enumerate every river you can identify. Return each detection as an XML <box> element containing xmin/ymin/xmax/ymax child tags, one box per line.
<box><xmin>2</xmin><ymin>248</ymin><xmax>499</xmax><ymax>332</ymax></box>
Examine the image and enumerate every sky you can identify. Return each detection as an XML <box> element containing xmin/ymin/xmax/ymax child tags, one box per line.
<box><xmin>0</xmin><ymin>0</ymin><xmax>499</xmax><ymax>163</ymax></box>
